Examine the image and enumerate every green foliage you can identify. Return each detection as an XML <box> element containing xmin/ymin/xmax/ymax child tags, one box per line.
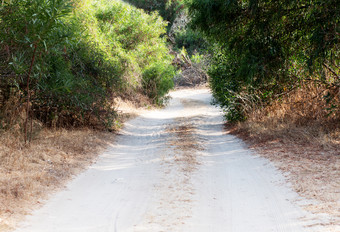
<box><xmin>142</xmin><ymin>62</ymin><xmax>175</xmax><ymax>104</ymax></box>
<box><xmin>125</xmin><ymin>1</ymin><xmax>210</xmax><ymax>70</ymax></box>
<box><xmin>125</xmin><ymin>0</ymin><xmax>184</xmax><ymax>31</ymax></box>
<box><xmin>0</xmin><ymin>0</ymin><xmax>73</xmax><ymax>83</ymax></box>
<box><xmin>174</xmin><ymin>28</ymin><xmax>207</xmax><ymax>56</ymax></box>
<box><xmin>0</xmin><ymin>0</ymin><xmax>175</xmax><ymax>129</ymax></box>
<box><xmin>187</xmin><ymin>0</ymin><xmax>339</xmax><ymax>121</ymax></box>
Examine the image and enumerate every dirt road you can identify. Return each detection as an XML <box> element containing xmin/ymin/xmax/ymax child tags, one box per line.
<box><xmin>15</xmin><ymin>88</ymin><xmax>325</xmax><ymax>232</ymax></box>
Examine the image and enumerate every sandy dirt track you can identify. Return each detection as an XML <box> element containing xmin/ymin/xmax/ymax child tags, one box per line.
<box><xmin>15</xmin><ymin>88</ymin><xmax>327</xmax><ymax>232</ymax></box>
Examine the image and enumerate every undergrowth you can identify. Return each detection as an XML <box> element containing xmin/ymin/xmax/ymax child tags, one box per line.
<box><xmin>234</xmin><ymin>80</ymin><xmax>340</xmax><ymax>149</ymax></box>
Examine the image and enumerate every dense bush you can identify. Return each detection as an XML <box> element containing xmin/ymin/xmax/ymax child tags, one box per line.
<box><xmin>126</xmin><ymin>1</ymin><xmax>208</xmax><ymax>56</ymax></box>
<box><xmin>187</xmin><ymin>0</ymin><xmax>339</xmax><ymax>121</ymax></box>
<box><xmin>125</xmin><ymin>0</ymin><xmax>184</xmax><ymax>31</ymax></box>
<box><xmin>174</xmin><ymin>28</ymin><xmax>206</xmax><ymax>56</ymax></box>
<box><xmin>0</xmin><ymin>0</ymin><xmax>175</xmax><ymax>132</ymax></box>
<box><xmin>142</xmin><ymin>62</ymin><xmax>175</xmax><ymax>104</ymax></box>
<box><xmin>125</xmin><ymin>0</ymin><xmax>210</xmax><ymax>76</ymax></box>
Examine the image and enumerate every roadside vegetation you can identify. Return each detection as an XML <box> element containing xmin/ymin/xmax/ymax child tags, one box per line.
<box><xmin>126</xmin><ymin>0</ymin><xmax>210</xmax><ymax>87</ymax></box>
<box><xmin>187</xmin><ymin>0</ymin><xmax>339</xmax><ymax>123</ymax></box>
<box><xmin>0</xmin><ymin>0</ymin><xmax>174</xmax><ymax>136</ymax></box>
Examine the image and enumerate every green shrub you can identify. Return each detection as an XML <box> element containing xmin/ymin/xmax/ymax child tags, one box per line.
<box><xmin>0</xmin><ymin>0</ymin><xmax>175</xmax><ymax>130</ymax></box>
<box><xmin>174</xmin><ymin>28</ymin><xmax>207</xmax><ymax>56</ymax></box>
<box><xmin>142</xmin><ymin>62</ymin><xmax>175</xmax><ymax>104</ymax></box>
<box><xmin>187</xmin><ymin>0</ymin><xmax>339</xmax><ymax>122</ymax></box>
<box><xmin>125</xmin><ymin>0</ymin><xmax>184</xmax><ymax>31</ymax></box>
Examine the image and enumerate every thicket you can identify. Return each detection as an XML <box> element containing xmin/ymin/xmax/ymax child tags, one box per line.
<box><xmin>125</xmin><ymin>0</ymin><xmax>184</xmax><ymax>31</ymax></box>
<box><xmin>126</xmin><ymin>0</ymin><xmax>208</xmax><ymax>58</ymax></box>
<box><xmin>0</xmin><ymin>0</ymin><xmax>174</xmax><ymax>139</ymax></box>
<box><xmin>187</xmin><ymin>0</ymin><xmax>339</xmax><ymax>122</ymax></box>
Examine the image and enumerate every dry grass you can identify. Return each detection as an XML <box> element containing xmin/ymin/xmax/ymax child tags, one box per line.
<box><xmin>167</xmin><ymin>117</ymin><xmax>204</xmax><ymax>173</ymax></box>
<box><xmin>0</xmin><ymin>90</ymin><xmax>151</xmax><ymax>231</ymax></box>
<box><xmin>169</xmin><ymin>124</ymin><xmax>201</xmax><ymax>152</ymax></box>
<box><xmin>227</xmin><ymin>81</ymin><xmax>340</xmax><ymax>229</ymax></box>
<box><xmin>0</xmin><ymin>127</ymin><xmax>116</xmax><ymax>231</ymax></box>
<box><xmin>244</xmin><ymin>81</ymin><xmax>339</xmax><ymax>147</ymax></box>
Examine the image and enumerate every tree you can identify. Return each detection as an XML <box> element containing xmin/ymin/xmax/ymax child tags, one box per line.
<box><xmin>186</xmin><ymin>0</ymin><xmax>339</xmax><ymax>121</ymax></box>
<box><xmin>0</xmin><ymin>0</ymin><xmax>73</xmax><ymax>142</ymax></box>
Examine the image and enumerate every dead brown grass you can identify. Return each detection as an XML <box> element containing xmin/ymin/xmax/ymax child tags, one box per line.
<box><xmin>167</xmin><ymin>117</ymin><xmax>203</xmax><ymax>173</ymax></box>
<box><xmin>227</xmin><ymin>81</ymin><xmax>340</xmax><ymax>229</ymax></box>
<box><xmin>244</xmin><ymin>81</ymin><xmax>339</xmax><ymax>147</ymax></box>
<box><xmin>0</xmin><ymin>127</ymin><xmax>116</xmax><ymax>231</ymax></box>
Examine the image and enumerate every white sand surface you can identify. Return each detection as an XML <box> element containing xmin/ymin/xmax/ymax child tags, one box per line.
<box><xmin>15</xmin><ymin>88</ymin><xmax>324</xmax><ymax>232</ymax></box>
